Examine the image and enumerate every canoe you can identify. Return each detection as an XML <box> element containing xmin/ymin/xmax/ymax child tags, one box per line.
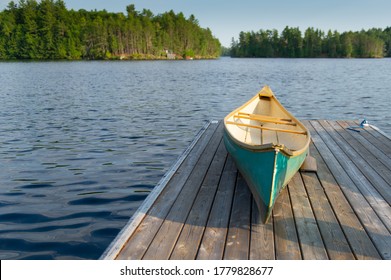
<box><xmin>223</xmin><ymin>86</ymin><xmax>311</xmax><ymax>223</ymax></box>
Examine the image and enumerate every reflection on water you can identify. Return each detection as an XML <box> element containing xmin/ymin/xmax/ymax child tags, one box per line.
<box><xmin>0</xmin><ymin>58</ymin><xmax>390</xmax><ymax>259</ymax></box>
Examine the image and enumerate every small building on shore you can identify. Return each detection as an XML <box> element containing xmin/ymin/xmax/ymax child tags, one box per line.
<box><xmin>165</xmin><ymin>50</ymin><xmax>176</xmax><ymax>59</ymax></box>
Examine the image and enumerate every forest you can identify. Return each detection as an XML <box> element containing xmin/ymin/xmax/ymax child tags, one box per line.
<box><xmin>0</xmin><ymin>0</ymin><xmax>221</xmax><ymax>60</ymax></box>
<box><xmin>231</xmin><ymin>26</ymin><xmax>391</xmax><ymax>58</ymax></box>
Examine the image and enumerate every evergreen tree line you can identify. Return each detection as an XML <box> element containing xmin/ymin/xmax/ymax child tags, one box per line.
<box><xmin>231</xmin><ymin>26</ymin><xmax>391</xmax><ymax>58</ymax></box>
<box><xmin>0</xmin><ymin>0</ymin><xmax>221</xmax><ymax>60</ymax></box>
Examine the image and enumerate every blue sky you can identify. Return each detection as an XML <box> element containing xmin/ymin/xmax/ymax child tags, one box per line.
<box><xmin>1</xmin><ymin>0</ymin><xmax>390</xmax><ymax>46</ymax></box>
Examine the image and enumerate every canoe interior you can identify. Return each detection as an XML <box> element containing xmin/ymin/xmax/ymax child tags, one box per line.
<box><xmin>224</xmin><ymin>86</ymin><xmax>309</xmax><ymax>154</ymax></box>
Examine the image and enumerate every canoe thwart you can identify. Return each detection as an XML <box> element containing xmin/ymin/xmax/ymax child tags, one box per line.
<box><xmin>234</xmin><ymin>113</ymin><xmax>296</xmax><ymax>126</ymax></box>
<box><xmin>225</xmin><ymin>121</ymin><xmax>307</xmax><ymax>135</ymax></box>
<box><xmin>237</xmin><ymin>112</ymin><xmax>292</xmax><ymax>123</ymax></box>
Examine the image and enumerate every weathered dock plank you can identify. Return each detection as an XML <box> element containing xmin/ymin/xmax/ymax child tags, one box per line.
<box><xmin>349</xmin><ymin>120</ymin><xmax>391</xmax><ymax>157</ymax></box>
<box><xmin>223</xmin><ymin>173</ymin><xmax>252</xmax><ymax>260</ymax></box>
<box><xmin>335</xmin><ymin>121</ymin><xmax>391</xmax><ymax>190</ymax></box>
<box><xmin>114</xmin><ymin>121</ymin><xmax>219</xmax><ymax>260</ymax></box>
<box><xmin>308</xmin><ymin>121</ymin><xmax>388</xmax><ymax>259</ymax></box>
<box><xmin>288</xmin><ymin>173</ymin><xmax>328</xmax><ymax>260</ymax></box>
<box><xmin>339</xmin><ymin>121</ymin><xmax>391</xmax><ymax>170</ymax></box>
<box><xmin>102</xmin><ymin>120</ymin><xmax>391</xmax><ymax>260</ymax></box>
<box><xmin>170</xmin><ymin>140</ymin><xmax>228</xmax><ymax>260</ymax></box>
<box><xmin>196</xmin><ymin>155</ymin><xmax>237</xmax><ymax>260</ymax></box>
<box><xmin>273</xmin><ymin>186</ymin><xmax>302</xmax><ymax>260</ymax></box>
<box><xmin>320</xmin><ymin>120</ymin><xmax>391</xmax><ymax>206</ymax></box>
<box><xmin>301</xmin><ymin>171</ymin><xmax>354</xmax><ymax>260</ymax></box>
<box><xmin>141</xmin><ymin>122</ymin><xmax>225</xmax><ymax>260</ymax></box>
<box><xmin>249</xmin><ymin>202</ymin><xmax>275</xmax><ymax>260</ymax></box>
<box><xmin>305</xmin><ymin>140</ymin><xmax>381</xmax><ymax>260</ymax></box>
<box><xmin>317</xmin><ymin>121</ymin><xmax>391</xmax><ymax>234</ymax></box>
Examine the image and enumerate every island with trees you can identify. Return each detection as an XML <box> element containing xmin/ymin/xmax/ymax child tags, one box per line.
<box><xmin>231</xmin><ymin>26</ymin><xmax>391</xmax><ymax>58</ymax></box>
<box><xmin>0</xmin><ymin>0</ymin><xmax>221</xmax><ymax>60</ymax></box>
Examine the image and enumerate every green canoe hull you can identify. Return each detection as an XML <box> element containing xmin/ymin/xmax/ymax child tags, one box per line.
<box><xmin>223</xmin><ymin>130</ymin><xmax>308</xmax><ymax>223</ymax></box>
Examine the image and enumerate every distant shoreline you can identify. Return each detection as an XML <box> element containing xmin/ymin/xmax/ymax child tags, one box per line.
<box><xmin>2</xmin><ymin>56</ymin><xmax>390</xmax><ymax>62</ymax></box>
<box><xmin>0</xmin><ymin>2</ymin><xmax>221</xmax><ymax>60</ymax></box>
<box><xmin>0</xmin><ymin>56</ymin><xmax>220</xmax><ymax>62</ymax></box>
<box><xmin>230</xmin><ymin>27</ymin><xmax>391</xmax><ymax>59</ymax></box>
<box><xmin>227</xmin><ymin>56</ymin><xmax>387</xmax><ymax>59</ymax></box>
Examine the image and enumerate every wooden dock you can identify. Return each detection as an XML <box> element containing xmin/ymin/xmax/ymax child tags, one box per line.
<box><xmin>101</xmin><ymin>120</ymin><xmax>391</xmax><ymax>260</ymax></box>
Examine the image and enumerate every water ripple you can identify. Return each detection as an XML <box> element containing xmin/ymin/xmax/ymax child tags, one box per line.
<box><xmin>0</xmin><ymin>58</ymin><xmax>390</xmax><ymax>259</ymax></box>
<box><xmin>68</xmin><ymin>194</ymin><xmax>147</xmax><ymax>206</ymax></box>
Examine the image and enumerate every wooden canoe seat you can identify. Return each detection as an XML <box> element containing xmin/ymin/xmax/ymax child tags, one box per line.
<box><xmin>236</xmin><ymin>112</ymin><xmax>295</xmax><ymax>126</ymax></box>
<box><xmin>225</xmin><ymin>121</ymin><xmax>307</xmax><ymax>135</ymax></box>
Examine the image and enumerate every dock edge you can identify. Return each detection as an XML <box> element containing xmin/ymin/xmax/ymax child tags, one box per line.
<box><xmin>369</xmin><ymin>124</ymin><xmax>391</xmax><ymax>140</ymax></box>
<box><xmin>99</xmin><ymin>121</ymin><xmax>215</xmax><ymax>260</ymax></box>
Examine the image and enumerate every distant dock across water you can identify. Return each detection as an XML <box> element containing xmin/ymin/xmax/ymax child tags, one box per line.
<box><xmin>101</xmin><ymin>120</ymin><xmax>391</xmax><ymax>260</ymax></box>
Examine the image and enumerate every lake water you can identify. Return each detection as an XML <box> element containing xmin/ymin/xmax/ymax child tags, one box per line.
<box><xmin>0</xmin><ymin>58</ymin><xmax>390</xmax><ymax>259</ymax></box>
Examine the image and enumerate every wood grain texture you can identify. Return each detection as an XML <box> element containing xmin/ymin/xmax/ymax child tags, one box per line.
<box><xmin>223</xmin><ymin>173</ymin><xmax>252</xmax><ymax>260</ymax></box>
<box><xmin>288</xmin><ymin>172</ymin><xmax>328</xmax><ymax>259</ymax></box>
<box><xmin>111</xmin><ymin>120</ymin><xmax>390</xmax><ymax>260</ymax></box>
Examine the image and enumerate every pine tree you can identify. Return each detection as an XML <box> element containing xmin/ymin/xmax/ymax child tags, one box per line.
<box><xmin>0</xmin><ymin>1</ymin><xmax>221</xmax><ymax>60</ymax></box>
